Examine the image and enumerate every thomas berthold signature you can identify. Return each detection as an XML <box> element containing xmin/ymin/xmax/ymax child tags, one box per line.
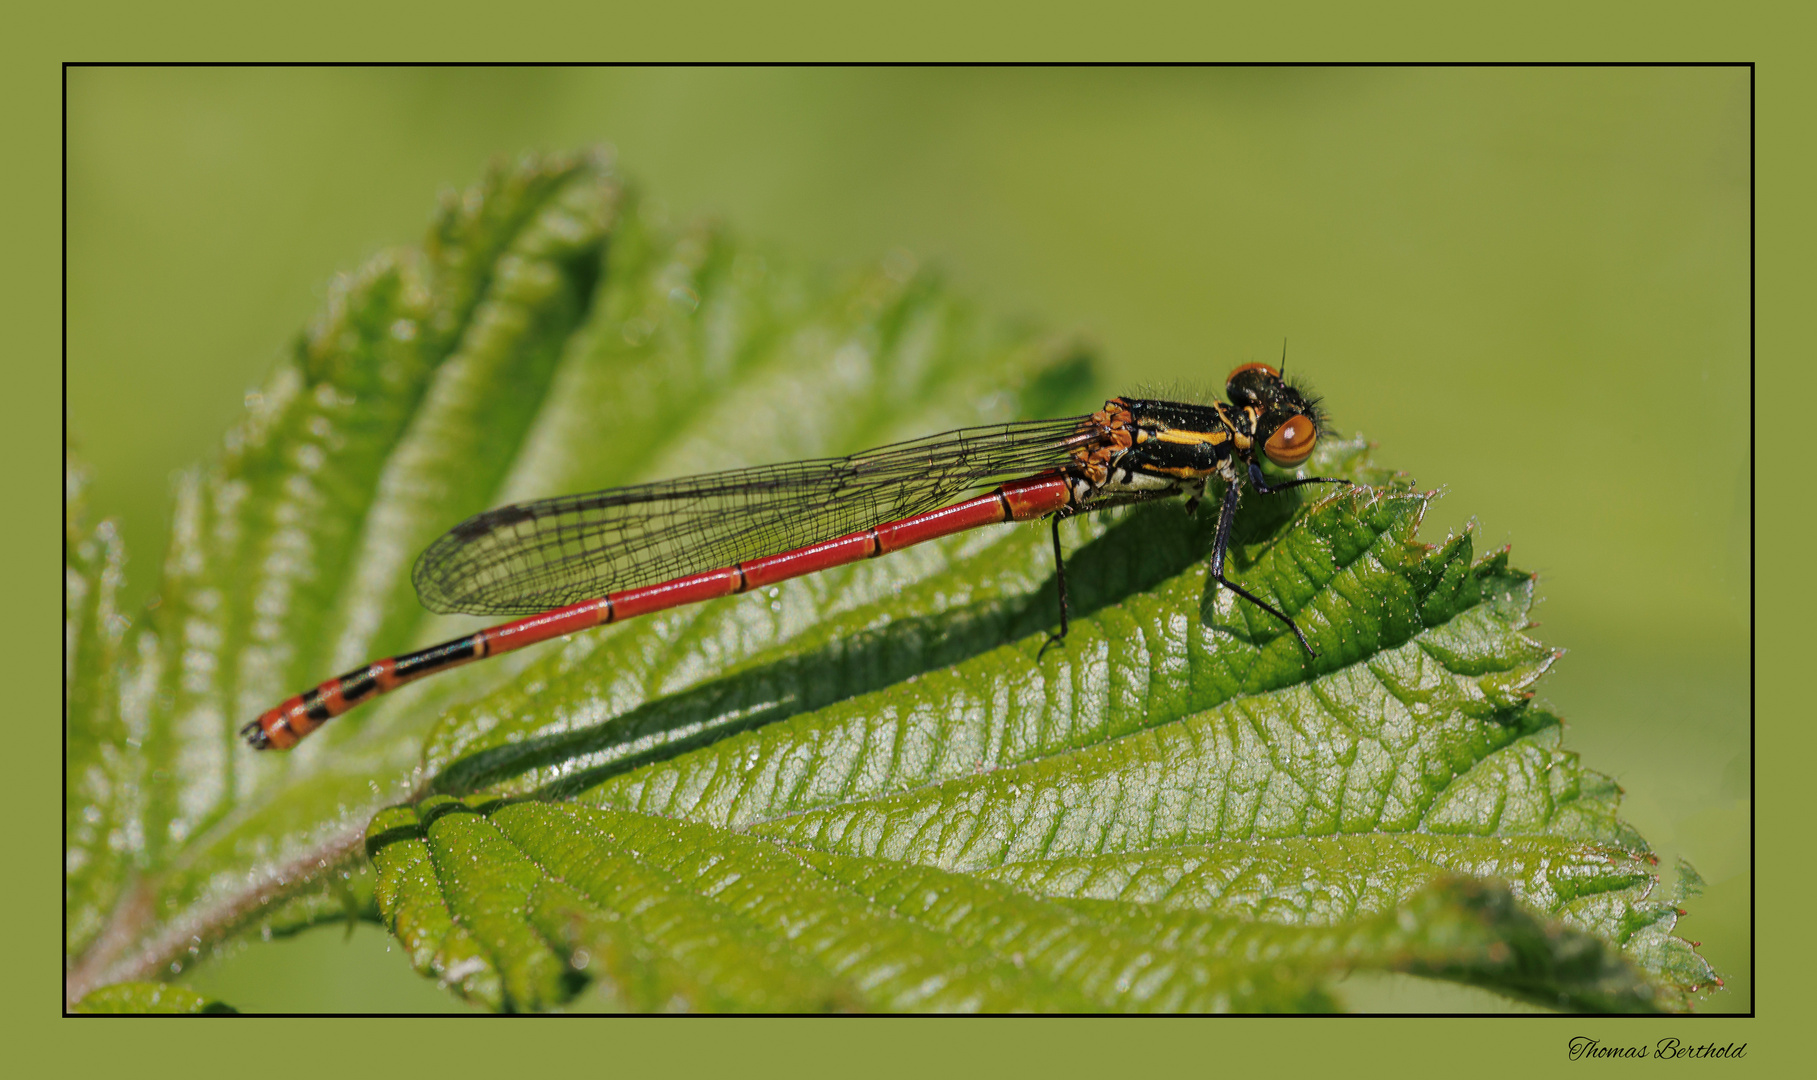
<box><xmin>1569</xmin><ymin>1037</ymin><xmax>1747</xmax><ymax>1061</ymax></box>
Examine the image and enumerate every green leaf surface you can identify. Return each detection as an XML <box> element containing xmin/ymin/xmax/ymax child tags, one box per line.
<box><xmin>76</xmin><ymin>982</ymin><xmax>237</xmax><ymax>1015</ymax></box>
<box><xmin>66</xmin><ymin>456</ymin><xmax>138</xmax><ymax>958</ymax></box>
<box><xmin>65</xmin><ymin>151</ymin><xmax>1715</xmax><ymax>1012</ymax></box>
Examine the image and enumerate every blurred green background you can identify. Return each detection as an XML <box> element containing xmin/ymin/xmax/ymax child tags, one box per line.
<box><xmin>66</xmin><ymin>67</ymin><xmax>1748</xmax><ymax>1012</ymax></box>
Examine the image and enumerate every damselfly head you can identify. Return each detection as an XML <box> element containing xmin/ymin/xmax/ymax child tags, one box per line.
<box><xmin>1225</xmin><ymin>362</ymin><xmax>1330</xmax><ymax>468</ymax></box>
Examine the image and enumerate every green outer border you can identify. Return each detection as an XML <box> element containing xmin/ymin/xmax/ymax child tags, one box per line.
<box><xmin>23</xmin><ymin>3</ymin><xmax>1795</xmax><ymax>1076</ymax></box>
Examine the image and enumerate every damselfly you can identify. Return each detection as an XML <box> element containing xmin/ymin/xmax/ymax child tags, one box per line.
<box><xmin>244</xmin><ymin>362</ymin><xmax>1349</xmax><ymax>749</ymax></box>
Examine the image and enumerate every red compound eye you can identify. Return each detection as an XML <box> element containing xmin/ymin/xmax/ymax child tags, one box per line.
<box><xmin>1225</xmin><ymin>361</ymin><xmax>1279</xmax><ymax>382</ymax></box>
<box><xmin>1263</xmin><ymin>414</ymin><xmax>1317</xmax><ymax>467</ymax></box>
<box><xmin>1225</xmin><ymin>362</ymin><xmax>1283</xmax><ymax>406</ymax></box>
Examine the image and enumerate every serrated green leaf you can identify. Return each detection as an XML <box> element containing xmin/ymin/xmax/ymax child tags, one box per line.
<box><xmin>66</xmin><ymin>151</ymin><xmax>1715</xmax><ymax>1013</ymax></box>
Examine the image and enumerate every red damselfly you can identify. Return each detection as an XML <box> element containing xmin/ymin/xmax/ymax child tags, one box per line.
<box><xmin>244</xmin><ymin>362</ymin><xmax>1348</xmax><ymax>749</ymax></box>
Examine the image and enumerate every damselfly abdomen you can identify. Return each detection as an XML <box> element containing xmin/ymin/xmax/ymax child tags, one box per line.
<box><xmin>244</xmin><ymin>362</ymin><xmax>1348</xmax><ymax>749</ymax></box>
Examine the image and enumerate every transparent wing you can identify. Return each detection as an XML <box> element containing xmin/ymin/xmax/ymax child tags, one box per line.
<box><xmin>413</xmin><ymin>416</ymin><xmax>1096</xmax><ymax>615</ymax></box>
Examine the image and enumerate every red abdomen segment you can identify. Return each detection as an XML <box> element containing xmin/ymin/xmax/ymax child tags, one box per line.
<box><xmin>244</xmin><ymin>475</ymin><xmax>1072</xmax><ymax>749</ymax></box>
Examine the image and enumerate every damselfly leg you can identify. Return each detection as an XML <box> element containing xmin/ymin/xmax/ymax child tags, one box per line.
<box><xmin>1206</xmin><ymin>467</ymin><xmax>1352</xmax><ymax>656</ymax></box>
